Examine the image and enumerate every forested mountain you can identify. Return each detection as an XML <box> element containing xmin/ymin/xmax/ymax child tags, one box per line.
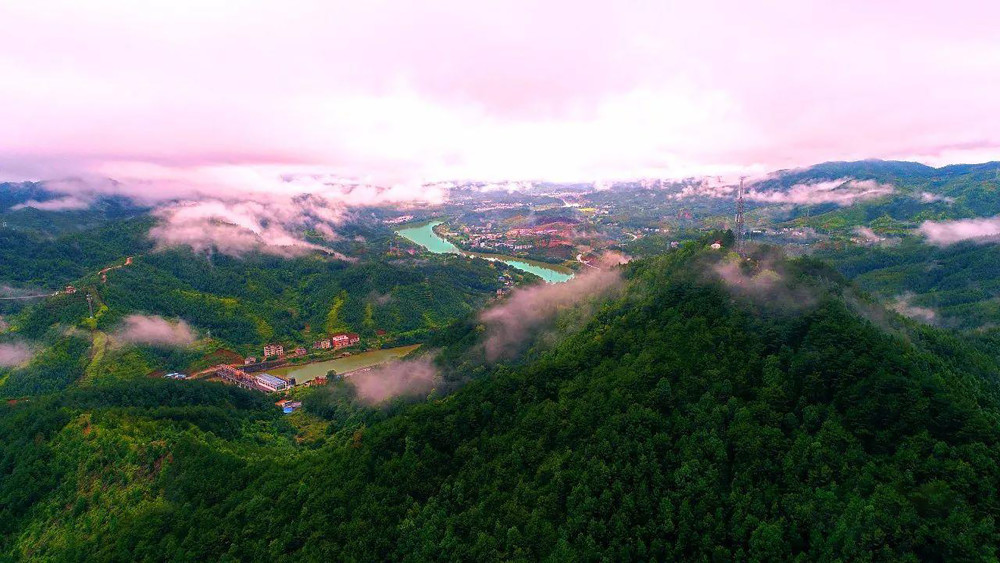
<box><xmin>4</xmin><ymin>246</ymin><xmax>1000</xmax><ymax>560</ymax></box>
<box><xmin>816</xmin><ymin>239</ymin><xmax>1000</xmax><ymax>330</ymax></box>
<box><xmin>0</xmin><ymin>210</ymin><xmax>530</xmax><ymax>397</ymax></box>
<box><xmin>758</xmin><ymin>160</ymin><xmax>1000</xmax><ymax>229</ymax></box>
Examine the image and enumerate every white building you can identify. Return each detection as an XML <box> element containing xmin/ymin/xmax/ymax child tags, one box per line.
<box><xmin>255</xmin><ymin>373</ymin><xmax>289</xmax><ymax>392</ymax></box>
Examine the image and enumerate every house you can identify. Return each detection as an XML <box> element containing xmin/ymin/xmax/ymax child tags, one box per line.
<box><xmin>263</xmin><ymin>343</ymin><xmax>284</xmax><ymax>358</ymax></box>
<box><xmin>255</xmin><ymin>373</ymin><xmax>289</xmax><ymax>392</ymax></box>
<box><xmin>282</xmin><ymin>401</ymin><xmax>302</xmax><ymax>414</ymax></box>
<box><xmin>329</xmin><ymin>332</ymin><xmax>360</xmax><ymax>349</ymax></box>
<box><xmin>710</xmin><ymin>240</ymin><xmax>723</xmax><ymax>250</ymax></box>
<box><xmin>293</xmin><ymin>347</ymin><xmax>307</xmax><ymax>357</ymax></box>
<box><xmin>244</xmin><ymin>356</ymin><xmax>257</xmax><ymax>365</ymax></box>
<box><xmin>312</xmin><ymin>338</ymin><xmax>332</xmax><ymax>349</ymax></box>
<box><xmin>164</xmin><ymin>372</ymin><xmax>187</xmax><ymax>380</ymax></box>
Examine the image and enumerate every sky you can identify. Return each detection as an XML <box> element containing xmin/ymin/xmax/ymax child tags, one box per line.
<box><xmin>2</xmin><ymin>0</ymin><xmax>1000</xmax><ymax>191</ymax></box>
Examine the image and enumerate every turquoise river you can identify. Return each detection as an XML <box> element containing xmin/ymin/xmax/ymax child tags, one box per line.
<box><xmin>395</xmin><ymin>221</ymin><xmax>574</xmax><ymax>283</ymax></box>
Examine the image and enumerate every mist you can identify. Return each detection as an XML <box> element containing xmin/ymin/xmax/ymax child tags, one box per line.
<box><xmin>711</xmin><ymin>255</ymin><xmax>816</xmax><ymax>309</ymax></box>
<box><xmin>11</xmin><ymin>194</ymin><xmax>93</xmax><ymax>211</ymax></box>
<box><xmin>480</xmin><ymin>268</ymin><xmax>622</xmax><ymax>361</ymax></box>
<box><xmin>349</xmin><ymin>357</ymin><xmax>440</xmax><ymax>404</ymax></box>
<box><xmin>112</xmin><ymin>315</ymin><xmax>197</xmax><ymax>348</ymax></box>
<box><xmin>0</xmin><ymin>342</ymin><xmax>33</xmax><ymax>367</ymax></box>
<box><xmin>918</xmin><ymin>217</ymin><xmax>1000</xmax><ymax>245</ymax></box>
<box><xmin>891</xmin><ymin>294</ymin><xmax>937</xmax><ymax>324</ymax></box>
<box><xmin>747</xmin><ymin>178</ymin><xmax>893</xmax><ymax>206</ymax></box>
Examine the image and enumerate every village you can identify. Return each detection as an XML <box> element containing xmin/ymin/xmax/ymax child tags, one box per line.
<box><xmin>162</xmin><ymin>331</ymin><xmax>367</xmax><ymax>412</ymax></box>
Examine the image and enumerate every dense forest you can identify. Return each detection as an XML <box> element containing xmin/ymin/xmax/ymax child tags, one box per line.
<box><xmin>816</xmin><ymin>239</ymin><xmax>1000</xmax><ymax>330</ymax></box>
<box><xmin>4</xmin><ymin>246</ymin><xmax>1000</xmax><ymax>560</ymax></box>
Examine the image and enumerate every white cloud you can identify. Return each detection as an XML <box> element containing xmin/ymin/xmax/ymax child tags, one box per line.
<box><xmin>747</xmin><ymin>178</ymin><xmax>894</xmax><ymax>206</ymax></box>
<box><xmin>112</xmin><ymin>315</ymin><xmax>197</xmax><ymax>348</ymax></box>
<box><xmin>918</xmin><ymin>217</ymin><xmax>1000</xmax><ymax>245</ymax></box>
<box><xmin>11</xmin><ymin>194</ymin><xmax>92</xmax><ymax>211</ymax></box>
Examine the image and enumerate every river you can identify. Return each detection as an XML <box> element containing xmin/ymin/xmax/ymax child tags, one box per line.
<box><xmin>395</xmin><ymin>221</ymin><xmax>574</xmax><ymax>283</ymax></box>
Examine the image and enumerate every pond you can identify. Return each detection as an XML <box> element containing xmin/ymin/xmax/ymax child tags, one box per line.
<box><xmin>269</xmin><ymin>344</ymin><xmax>422</xmax><ymax>384</ymax></box>
<box><xmin>395</xmin><ymin>221</ymin><xmax>574</xmax><ymax>283</ymax></box>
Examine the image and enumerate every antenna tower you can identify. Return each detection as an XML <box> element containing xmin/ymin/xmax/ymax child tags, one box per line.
<box><xmin>735</xmin><ymin>177</ymin><xmax>746</xmax><ymax>256</ymax></box>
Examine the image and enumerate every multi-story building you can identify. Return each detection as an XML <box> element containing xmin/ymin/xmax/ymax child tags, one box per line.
<box><xmin>263</xmin><ymin>343</ymin><xmax>284</xmax><ymax>358</ymax></box>
<box><xmin>330</xmin><ymin>332</ymin><xmax>360</xmax><ymax>349</ymax></box>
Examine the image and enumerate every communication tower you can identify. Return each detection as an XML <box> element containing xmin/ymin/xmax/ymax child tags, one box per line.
<box><xmin>735</xmin><ymin>177</ymin><xmax>747</xmax><ymax>257</ymax></box>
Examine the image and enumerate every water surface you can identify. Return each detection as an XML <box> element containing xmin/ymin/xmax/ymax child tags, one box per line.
<box><xmin>396</xmin><ymin>221</ymin><xmax>574</xmax><ymax>283</ymax></box>
<box><xmin>270</xmin><ymin>344</ymin><xmax>421</xmax><ymax>383</ymax></box>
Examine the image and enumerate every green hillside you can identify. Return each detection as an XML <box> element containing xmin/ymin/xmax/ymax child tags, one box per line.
<box><xmin>3</xmin><ymin>247</ymin><xmax>1000</xmax><ymax>560</ymax></box>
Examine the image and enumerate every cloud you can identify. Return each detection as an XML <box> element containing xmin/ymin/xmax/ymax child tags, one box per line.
<box><xmin>711</xmin><ymin>256</ymin><xmax>817</xmax><ymax>308</ymax></box>
<box><xmin>713</xmin><ymin>259</ymin><xmax>784</xmax><ymax>294</ymax></box>
<box><xmin>853</xmin><ymin>226</ymin><xmax>882</xmax><ymax>242</ymax></box>
<box><xmin>2</xmin><ymin>1</ymin><xmax>1000</xmax><ymax>184</ymax></box>
<box><xmin>11</xmin><ymin>194</ymin><xmax>92</xmax><ymax>211</ymax></box>
<box><xmin>125</xmin><ymin>167</ymin><xmax>447</xmax><ymax>258</ymax></box>
<box><xmin>149</xmin><ymin>199</ymin><xmax>338</xmax><ymax>258</ymax></box>
<box><xmin>480</xmin><ymin>269</ymin><xmax>622</xmax><ymax>361</ymax></box>
<box><xmin>919</xmin><ymin>191</ymin><xmax>955</xmax><ymax>204</ymax></box>
<box><xmin>0</xmin><ymin>342</ymin><xmax>33</xmax><ymax>367</ymax></box>
<box><xmin>349</xmin><ymin>357</ymin><xmax>440</xmax><ymax>404</ymax></box>
<box><xmin>918</xmin><ymin>217</ymin><xmax>1000</xmax><ymax>245</ymax></box>
<box><xmin>112</xmin><ymin>315</ymin><xmax>197</xmax><ymax>348</ymax></box>
<box><xmin>891</xmin><ymin>293</ymin><xmax>937</xmax><ymax>324</ymax></box>
<box><xmin>747</xmin><ymin>178</ymin><xmax>894</xmax><ymax>206</ymax></box>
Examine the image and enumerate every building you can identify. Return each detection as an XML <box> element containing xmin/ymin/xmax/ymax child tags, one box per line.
<box><xmin>710</xmin><ymin>240</ymin><xmax>723</xmax><ymax>250</ymax></box>
<box><xmin>282</xmin><ymin>401</ymin><xmax>302</xmax><ymax>414</ymax></box>
<box><xmin>330</xmin><ymin>332</ymin><xmax>360</xmax><ymax>349</ymax></box>
<box><xmin>312</xmin><ymin>338</ymin><xmax>332</xmax><ymax>349</ymax></box>
<box><xmin>164</xmin><ymin>372</ymin><xmax>187</xmax><ymax>380</ymax></box>
<box><xmin>244</xmin><ymin>356</ymin><xmax>257</xmax><ymax>365</ymax></box>
<box><xmin>255</xmin><ymin>373</ymin><xmax>289</xmax><ymax>392</ymax></box>
<box><xmin>293</xmin><ymin>347</ymin><xmax>307</xmax><ymax>357</ymax></box>
<box><xmin>263</xmin><ymin>343</ymin><xmax>284</xmax><ymax>358</ymax></box>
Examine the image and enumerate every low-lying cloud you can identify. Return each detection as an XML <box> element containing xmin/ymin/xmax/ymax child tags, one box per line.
<box><xmin>711</xmin><ymin>256</ymin><xmax>816</xmax><ymax>308</ymax></box>
<box><xmin>149</xmin><ymin>198</ymin><xmax>343</xmax><ymax>258</ymax></box>
<box><xmin>0</xmin><ymin>342</ymin><xmax>33</xmax><ymax>367</ymax></box>
<box><xmin>349</xmin><ymin>357</ymin><xmax>440</xmax><ymax>404</ymax></box>
<box><xmin>112</xmin><ymin>315</ymin><xmax>197</xmax><ymax>348</ymax></box>
<box><xmin>853</xmin><ymin>226</ymin><xmax>883</xmax><ymax>242</ymax></box>
<box><xmin>11</xmin><ymin>194</ymin><xmax>93</xmax><ymax>211</ymax></box>
<box><xmin>13</xmin><ymin>165</ymin><xmax>447</xmax><ymax>259</ymax></box>
<box><xmin>919</xmin><ymin>191</ymin><xmax>955</xmax><ymax>204</ymax></box>
<box><xmin>918</xmin><ymin>217</ymin><xmax>1000</xmax><ymax>245</ymax></box>
<box><xmin>748</xmin><ymin>178</ymin><xmax>893</xmax><ymax>206</ymax></box>
<box><xmin>891</xmin><ymin>293</ymin><xmax>937</xmax><ymax>324</ymax></box>
<box><xmin>480</xmin><ymin>268</ymin><xmax>622</xmax><ymax>361</ymax></box>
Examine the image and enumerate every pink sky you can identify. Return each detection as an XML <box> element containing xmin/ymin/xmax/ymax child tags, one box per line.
<box><xmin>2</xmin><ymin>0</ymin><xmax>999</xmax><ymax>187</ymax></box>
